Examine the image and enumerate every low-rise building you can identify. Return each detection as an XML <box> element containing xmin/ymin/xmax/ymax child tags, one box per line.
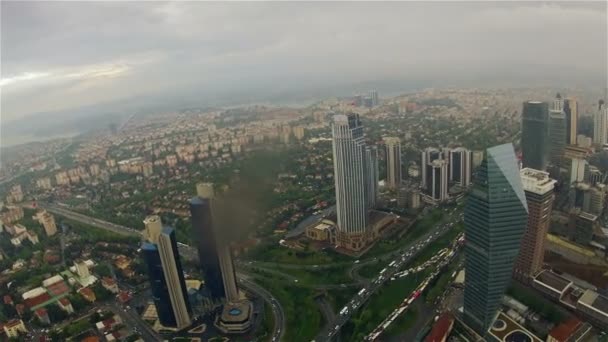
<box><xmin>79</xmin><ymin>287</ymin><xmax>96</xmax><ymax>302</ymax></box>
<box><xmin>35</xmin><ymin>308</ymin><xmax>51</xmax><ymax>325</ymax></box>
<box><xmin>2</xmin><ymin>319</ymin><xmax>27</xmax><ymax>338</ymax></box>
<box><xmin>547</xmin><ymin>318</ymin><xmax>593</xmax><ymax>342</ymax></box>
<box><xmin>58</xmin><ymin>298</ymin><xmax>74</xmax><ymax>314</ymax></box>
<box><xmin>101</xmin><ymin>277</ymin><xmax>119</xmax><ymax>294</ymax></box>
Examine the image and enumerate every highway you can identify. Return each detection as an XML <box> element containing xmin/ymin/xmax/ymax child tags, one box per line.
<box><xmin>314</xmin><ymin>209</ymin><xmax>463</xmax><ymax>342</ymax></box>
<box><xmin>37</xmin><ymin>203</ymin><xmax>286</xmax><ymax>342</ymax></box>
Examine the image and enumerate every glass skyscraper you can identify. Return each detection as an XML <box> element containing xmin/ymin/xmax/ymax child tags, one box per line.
<box><xmin>521</xmin><ymin>101</ymin><xmax>549</xmax><ymax>171</ymax></box>
<box><xmin>463</xmin><ymin>143</ymin><xmax>529</xmax><ymax>334</ymax></box>
<box><xmin>142</xmin><ymin>227</ymin><xmax>192</xmax><ymax>328</ymax></box>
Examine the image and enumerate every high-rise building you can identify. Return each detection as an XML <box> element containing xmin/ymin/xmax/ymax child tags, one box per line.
<box><xmin>423</xmin><ymin>159</ymin><xmax>448</xmax><ymax>203</ymax></box>
<box><xmin>383</xmin><ymin>137</ymin><xmax>402</xmax><ymax>189</ymax></box>
<box><xmin>332</xmin><ymin>114</ymin><xmax>377</xmax><ymax>251</ymax></box>
<box><xmin>421</xmin><ymin>147</ymin><xmax>443</xmax><ymax>189</ymax></box>
<box><xmin>521</xmin><ymin>101</ymin><xmax>549</xmax><ymax>171</ymax></box>
<box><xmin>189</xmin><ymin>197</ymin><xmax>225</xmax><ymax>300</ymax></box>
<box><xmin>564</xmin><ymin>98</ymin><xmax>579</xmax><ymax>145</ymax></box>
<box><xmin>589</xmin><ymin>184</ymin><xmax>605</xmax><ymax>216</ymax></box>
<box><xmin>594</xmin><ymin>105</ymin><xmax>608</xmax><ymax>145</ymax></box>
<box><xmin>570</xmin><ymin>158</ymin><xmax>589</xmax><ymax>184</ymax></box>
<box><xmin>569</xmin><ymin>209</ymin><xmax>597</xmax><ymax>245</ymax></box>
<box><xmin>463</xmin><ymin>144</ymin><xmax>528</xmax><ymax>334</ymax></box>
<box><xmin>190</xmin><ymin>183</ymin><xmax>239</xmax><ymax>302</ymax></box>
<box><xmin>142</xmin><ymin>226</ymin><xmax>192</xmax><ymax>328</ymax></box>
<box><xmin>369</xmin><ymin>90</ymin><xmax>379</xmax><ymax>107</ymax></box>
<box><xmin>513</xmin><ymin>168</ymin><xmax>555</xmax><ymax>283</ymax></box>
<box><xmin>552</xmin><ymin>93</ymin><xmax>564</xmax><ymax>112</ymax></box>
<box><xmin>548</xmin><ymin>110</ymin><xmax>567</xmax><ymax>166</ymax></box>
<box><xmin>143</xmin><ymin>215</ymin><xmax>163</xmax><ymax>244</ymax></box>
<box><xmin>36</xmin><ymin>211</ymin><xmax>57</xmax><ymax>237</ymax></box>
<box><xmin>449</xmin><ymin>147</ymin><xmax>471</xmax><ymax>187</ymax></box>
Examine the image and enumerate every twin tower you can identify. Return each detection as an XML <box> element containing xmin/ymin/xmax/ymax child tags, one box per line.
<box><xmin>141</xmin><ymin>183</ymin><xmax>239</xmax><ymax>330</ymax></box>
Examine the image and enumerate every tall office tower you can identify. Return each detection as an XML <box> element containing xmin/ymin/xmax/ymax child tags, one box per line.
<box><xmin>513</xmin><ymin>168</ymin><xmax>556</xmax><ymax>283</ymax></box>
<box><xmin>590</xmin><ymin>184</ymin><xmax>605</xmax><ymax>216</ymax></box>
<box><xmin>463</xmin><ymin>144</ymin><xmax>528</xmax><ymax>334</ymax></box>
<box><xmin>142</xmin><ymin>225</ymin><xmax>192</xmax><ymax>328</ymax></box>
<box><xmin>521</xmin><ymin>101</ymin><xmax>549</xmax><ymax>171</ymax></box>
<box><xmin>564</xmin><ymin>98</ymin><xmax>579</xmax><ymax>145</ymax></box>
<box><xmin>369</xmin><ymin>90</ymin><xmax>379</xmax><ymax>107</ymax></box>
<box><xmin>143</xmin><ymin>215</ymin><xmax>163</xmax><ymax>243</ymax></box>
<box><xmin>421</xmin><ymin>147</ymin><xmax>443</xmax><ymax>188</ymax></box>
<box><xmin>424</xmin><ymin>159</ymin><xmax>448</xmax><ymax>202</ymax></box>
<box><xmin>332</xmin><ymin>114</ymin><xmax>376</xmax><ymax>250</ymax></box>
<box><xmin>364</xmin><ymin>146</ymin><xmax>379</xmax><ymax>209</ymax></box>
<box><xmin>552</xmin><ymin>93</ymin><xmax>564</xmax><ymax>111</ymax></box>
<box><xmin>383</xmin><ymin>137</ymin><xmax>402</xmax><ymax>189</ymax></box>
<box><xmin>190</xmin><ymin>184</ymin><xmax>239</xmax><ymax>302</ymax></box>
<box><xmin>593</xmin><ymin>104</ymin><xmax>608</xmax><ymax>145</ymax></box>
<box><xmin>449</xmin><ymin>147</ymin><xmax>471</xmax><ymax>187</ymax></box>
<box><xmin>548</xmin><ymin>110</ymin><xmax>567</xmax><ymax>166</ymax></box>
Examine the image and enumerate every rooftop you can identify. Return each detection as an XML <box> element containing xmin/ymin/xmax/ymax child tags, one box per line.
<box><xmin>579</xmin><ymin>289</ymin><xmax>608</xmax><ymax>317</ymax></box>
<box><xmin>548</xmin><ymin>318</ymin><xmax>590</xmax><ymax>342</ymax></box>
<box><xmin>425</xmin><ymin>313</ymin><xmax>454</xmax><ymax>342</ymax></box>
<box><xmin>534</xmin><ymin>270</ymin><xmax>572</xmax><ymax>294</ymax></box>
<box><xmin>520</xmin><ymin>168</ymin><xmax>556</xmax><ymax>195</ymax></box>
<box><xmin>487</xmin><ymin>312</ymin><xmax>542</xmax><ymax>342</ymax></box>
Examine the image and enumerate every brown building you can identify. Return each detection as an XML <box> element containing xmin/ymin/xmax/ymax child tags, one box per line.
<box><xmin>513</xmin><ymin>168</ymin><xmax>556</xmax><ymax>283</ymax></box>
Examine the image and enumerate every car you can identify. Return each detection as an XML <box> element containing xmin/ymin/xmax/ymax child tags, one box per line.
<box><xmin>354</xmin><ymin>260</ymin><xmax>360</xmax><ymax>264</ymax></box>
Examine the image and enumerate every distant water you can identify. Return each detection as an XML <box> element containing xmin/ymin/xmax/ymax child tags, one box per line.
<box><xmin>0</xmin><ymin>131</ymin><xmax>80</xmax><ymax>148</ymax></box>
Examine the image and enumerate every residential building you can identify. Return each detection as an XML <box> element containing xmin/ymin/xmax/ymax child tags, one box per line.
<box><xmin>513</xmin><ymin>168</ymin><xmax>555</xmax><ymax>283</ymax></box>
<box><xmin>548</xmin><ymin>110</ymin><xmax>567</xmax><ymax>166</ymax></box>
<box><xmin>58</xmin><ymin>298</ymin><xmax>75</xmax><ymax>314</ymax></box>
<box><xmin>3</xmin><ymin>319</ymin><xmax>27</xmax><ymax>338</ymax></box>
<box><xmin>383</xmin><ymin>137</ymin><xmax>402</xmax><ymax>189</ymax></box>
<box><xmin>521</xmin><ymin>101</ymin><xmax>549</xmax><ymax>170</ymax></box>
<box><xmin>36</xmin><ymin>211</ymin><xmax>57</xmax><ymax>237</ymax></box>
<box><xmin>463</xmin><ymin>144</ymin><xmax>529</xmax><ymax>334</ymax></box>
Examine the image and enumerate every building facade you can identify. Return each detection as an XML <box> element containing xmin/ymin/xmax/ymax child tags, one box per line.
<box><xmin>521</xmin><ymin>101</ymin><xmax>549</xmax><ymax>171</ymax></box>
<box><xmin>424</xmin><ymin>159</ymin><xmax>448</xmax><ymax>203</ymax></box>
<box><xmin>383</xmin><ymin>137</ymin><xmax>402</xmax><ymax>189</ymax></box>
<box><xmin>564</xmin><ymin>98</ymin><xmax>579</xmax><ymax>145</ymax></box>
<box><xmin>548</xmin><ymin>110</ymin><xmax>567</xmax><ymax>166</ymax></box>
<box><xmin>463</xmin><ymin>144</ymin><xmax>529</xmax><ymax>334</ymax></box>
<box><xmin>449</xmin><ymin>147</ymin><xmax>471</xmax><ymax>187</ymax></box>
<box><xmin>331</xmin><ymin>114</ymin><xmax>378</xmax><ymax>251</ymax></box>
<box><xmin>421</xmin><ymin>147</ymin><xmax>444</xmax><ymax>189</ymax></box>
<box><xmin>190</xmin><ymin>196</ymin><xmax>226</xmax><ymax>300</ymax></box>
<box><xmin>142</xmin><ymin>228</ymin><xmax>192</xmax><ymax>329</ymax></box>
<box><xmin>594</xmin><ymin>104</ymin><xmax>608</xmax><ymax>146</ymax></box>
<box><xmin>513</xmin><ymin>168</ymin><xmax>556</xmax><ymax>283</ymax></box>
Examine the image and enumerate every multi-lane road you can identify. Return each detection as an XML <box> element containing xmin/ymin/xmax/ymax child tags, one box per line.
<box><xmin>35</xmin><ymin>202</ymin><xmax>286</xmax><ymax>342</ymax></box>
<box><xmin>314</xmin><ymin>209</ymin><xmax>463</xmax><ymax>342</ymax></box>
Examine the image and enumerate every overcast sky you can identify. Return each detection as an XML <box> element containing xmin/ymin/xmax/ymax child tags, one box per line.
<box><xmin>1</xmin><ymin>1</ymin><xmax>607</xmax><ymax>123</ymax></box>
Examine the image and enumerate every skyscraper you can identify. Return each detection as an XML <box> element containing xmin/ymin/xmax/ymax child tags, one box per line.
<box><xmin>423</xmin><ymin>159</ymin><xmax>448</xmax><ymax>203</ymax></box>
<box><xmin>594</xmin><ymin>104</ymin><xmax>608</xmax><ymax>145</ymax></box>
<box><xmin>190</xmin><ymin>197</ymin><xmax>225</xmax><ymax>300</ymax></box>
<box><xmin>463</xmin><ymin>144</ymin><xmax>529</xmax><ymax>334</ymax></box>
<box><xmin>521</xmin><ymin>101</ymin><xmax>549</xmax><ymax>170</ymax></box>
<box><xmin>548</xmin><ymin>109</ymin><xmax>567</xmax><ymax>166</ymax></box>
<box><xmin>383</xmin><ymin>137</ymin><xmax>402</xmax><ymax>189</ymax></box>
<box><xmin>190</xmin><ymin>183</ymin><xmax>239</xmax><ymax>302</ymax></box>
<box><xmin>142</xmin><ymin>221</ymin><xmax>192</xmax><ymax>328</ymax></box>
<box><xmin>332</xmin><ymin>114</ymin><xmax>377</xmax><ymax>251</ymax></box>
<box><xmin>421</xmin><ymin>147</ymin><xmax>443</xmax><ymax>189</ymax></box>
<box><xmin>513</xmin><ymin>168</ymin><xmax>555</xmax><ymax>283</ymax></box>
<box><xmin>369</xmin><ymin>90</ymin><xmax>379</xmax><ymax>107</ymax></box>
<box><xmin>449</xmin><ymin>147</ymin><xmax>471</xmax><ymax>187</ymax></box>
<box><xmin>143</xmin><ymin>215</ymin><xmax>162</xmax><ymax>243</ymax></box>
<box><xmin>552</xmin><ymin>93</ymin><xmax>564</xmax><ymax>111</ymax></box>
<box><xmin>564</xmin><ymin>98</ymin><xmax>579</xmax><ymax>145</ymax></box>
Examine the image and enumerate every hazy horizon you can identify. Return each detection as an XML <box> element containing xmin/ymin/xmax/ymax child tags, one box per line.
<box><xmin>1</xmin><ymin>1</ymin><xmax>607</xmax><ymax>146</ymax></box>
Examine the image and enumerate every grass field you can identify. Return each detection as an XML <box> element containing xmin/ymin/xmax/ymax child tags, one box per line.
<box><xmin>254</xmin><ymin>277</ymin><xmax>323</xmax><ymax>342</ymax></box>
<box><xmin>275</xmin><ymin>266</ymin><xmax>354</xmax><ymax>286</ymax></box>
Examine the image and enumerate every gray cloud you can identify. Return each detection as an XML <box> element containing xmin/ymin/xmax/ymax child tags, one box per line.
<box><xmin>1</xmin><ymin>1</ymin><xmax>606</xmax><ymax>122</ymax></box>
